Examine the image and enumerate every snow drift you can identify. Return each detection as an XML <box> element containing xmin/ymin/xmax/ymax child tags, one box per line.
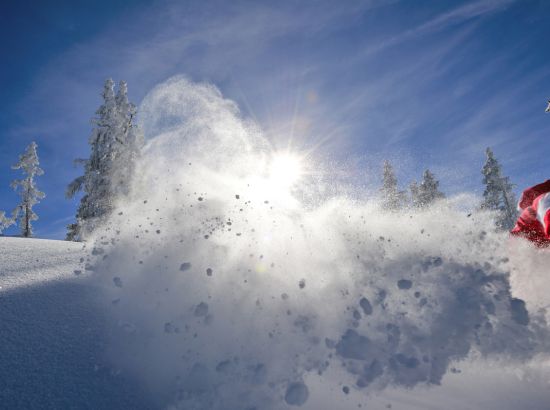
<box><xmin>89</xmin><ymin>76</ymin><xmax>550</xmax><ymax>409</ymax></box>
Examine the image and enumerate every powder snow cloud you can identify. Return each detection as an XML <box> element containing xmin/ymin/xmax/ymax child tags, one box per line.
<box><xmin>89</xmin><ymin>76</ymin><xmax>550</xmax><ymax>409</ymax></box>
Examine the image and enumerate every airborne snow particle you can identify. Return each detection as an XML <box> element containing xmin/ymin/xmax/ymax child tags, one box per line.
<box><xmin>397</xmin><ymin>279</ymin><xmax>412</xmax><ymax>290</ymax></box>
<box><xmin>335</xmin><ymin>329</ymin><xmax>371</xmax><ymax>360</ymax></box>
<box><xmin>395</xmin><ymin>353</ymin><xmax>420</xmax><ymax>368</ymax></box>
<box><xmin>299</xmin><ymin>279</ymin><xmax>306</xmax><ymax>289</ymax></box>
<box><xmin>342</xmin><ymin>385</ymin><xmax>350</xmax><ymax>394</ymax></box>
<box><xmin>359</xmin><ymin>297</ymin><xmax>373</xmax><ymax>315</ymax></box>
<box><xmin>73</xmin><ymin>270</ymin><xmax>82</xmax><ymax>276</ymax></box>
<box><xmin>206</xmin><ymin>268</ymin><xmax>213</xmax><ymax>276</ymax></box>
<box><xmin>510</xmin><ymin>298</ymin><xmax>529</xmax><ymax>325</ymax></box>
<box><xmin>180</xmin><ymin>262</ymin><xmax>192</xmax><ymax>272</ymax></box>
<box><xmin>215</xmin><ymin>360</ymin><xmax>233</xmax><ymax>373</ymax></box>
<box><xmin>194</xmin><ymin>302</ymin><xmax>209</xmax><ymax>317</ymax></box>
<box><xmin>284</xmin><ymin>381</ymin><xmax>309</xmax><ymax>406</ymax></box>
<box><xmin>113</xmin><ymin>277</ymin><xmax>123</xmax><ymax>288</ymax></box>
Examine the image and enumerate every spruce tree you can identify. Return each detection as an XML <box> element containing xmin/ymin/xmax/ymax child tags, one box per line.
<box><xmin>11</xmin><ymin>142</ymin><xmax>45</xmax><ymax>238</ymax></box>
<box><xmin>411</xmin><ymin>169</ymin><xmax>445</xmax><ymax>208</ymax></box>
<box><xmin>380</xmin><ymin>160</ymin><xmax>406</xmax><ymax>211</ymax></box>
<box><xmin>481</xmin><ymin>148</ymin><xmax>517</xmax><ymax>230</ymax></box>
<box><xmin>66</xmin><ymin>79</ymin><xmax>143</xmax><ymax>241</ymax></box>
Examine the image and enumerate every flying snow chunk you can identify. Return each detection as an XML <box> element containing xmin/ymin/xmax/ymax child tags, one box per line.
<box><xmin>397</xmin><ymin>279</ymin><xmax>412</xmax><ymax>290</ymax></box>
<box><xmin>284</xmin><ymin>382</ymin><xmax>309</xmax><ymax>406</ymax></box>
<box><xmin>510</xmin><ymin>298</ymin><xmax>529</xmax><ymax>325</ymax></box>
<box><xmin>194</xmin><ymin>302</ymin><xmax>209</xmax><ymax>317</ymax></box>
<box><xmin>113</xmin><ymin>277</ymin><xmax>123</xmax><ymax>288</ymax></box>
<box><xmin>180</xmin><ymin>262</ymin><xmax>192</xmax><ymax>272</ymax></box>
<box><xmin>359</xmin><ymin>297</ymin><xmax>373</xmax><ymax>315</ymax></box>
<box><xmin>336</xmin><ymin>329</ymin><xmax>372</xmax><ymax>360</ymax></box>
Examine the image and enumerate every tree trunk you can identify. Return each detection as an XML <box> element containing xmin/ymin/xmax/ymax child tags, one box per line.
<box><xmin>24</xmin><ymin>203</ymin><xmax>30</xmax><ymax>238</ymax></box>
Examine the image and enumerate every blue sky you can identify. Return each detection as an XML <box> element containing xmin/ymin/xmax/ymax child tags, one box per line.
<box><xmin>1</xmin><ymin>0</ymin><xmax>550</xmax><ymax>238</ymax></box>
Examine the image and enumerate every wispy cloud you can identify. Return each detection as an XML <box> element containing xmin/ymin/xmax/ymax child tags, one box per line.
<box><xmin>365</xmin><ymin>0</ymin><xmax>516</xmax><ymax>55</ymax></box>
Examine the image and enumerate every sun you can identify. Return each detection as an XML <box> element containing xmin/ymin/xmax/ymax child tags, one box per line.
<box><xmin>268</xmin><ymin>152</ymin><xmax>304</xmax><ymax>189</ymax></box>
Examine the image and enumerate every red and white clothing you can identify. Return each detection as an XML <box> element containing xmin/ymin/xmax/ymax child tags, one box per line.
<box><xmin>511</xmin><ymin>180</ymin><xmax>550</xmax><ymax>247</ymax></box>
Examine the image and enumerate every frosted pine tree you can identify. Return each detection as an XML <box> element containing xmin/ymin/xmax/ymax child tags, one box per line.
<box><xmin>411</xmin><ymin>169</ymin><xmax>445</xmax><ymax>208</ymax></box>
<box><xmin>481</xmin><ymin>148</ymin><xmax>517</xmax><ymax>230</ymax></box>
<box><xmin>66</xmin><ymin>79</ymin><xmax>143</xmax><ymax>241</ymax></box>
<box><xmin>66</xmin><ymin>79</ymin><xmax>118</xmax><ymax>241</ymax></box>
<box><xmin>113</xmin><ymin>80</ymin><xmax>144</xmax><ymax>196</ymax></box>
<box><xmin>380</xmin><ymin>161</ymin><xmax>406</xmax><ymax>211</ymax></box>
<box><xmin>11</xmin><ymin>142</ymin><xmax>45</xmax><ymax>238</ymax></box>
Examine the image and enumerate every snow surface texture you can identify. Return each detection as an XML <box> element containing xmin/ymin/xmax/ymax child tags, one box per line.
<box><xmin>85</xmin><ymin>77</ymin><xmax>550</xmax><ymax>409</ymax></box>
<box><xmin>0</xmin><ymin>237</ymin><xmax>154</xmax><ymax>409</ymax></box>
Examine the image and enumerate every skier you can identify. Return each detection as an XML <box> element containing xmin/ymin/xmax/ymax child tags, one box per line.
<box><xmin>510</xmin><ymin>180</ymin><xmax>550</xmax><ymax>247</ymax></box>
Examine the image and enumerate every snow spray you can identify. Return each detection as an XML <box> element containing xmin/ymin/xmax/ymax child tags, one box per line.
<box><xmin>90</xmin><ymin>76</ymin><xmax>550</xmax><ymax>409</ymax></box>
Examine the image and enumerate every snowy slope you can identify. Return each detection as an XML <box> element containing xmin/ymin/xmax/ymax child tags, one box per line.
<box><xmin>0</xmin><ymin>237</ymin><xmax>83</xmax><ymax>292</ymax></box>
<box><xmin>0</xmin><ymin>237</ymin><xmax>154</xmax><ymax>410</ymax></box>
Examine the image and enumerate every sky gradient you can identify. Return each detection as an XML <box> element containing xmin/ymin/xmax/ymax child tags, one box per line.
<box><xmin>1</xmin><ymin>0</ymin><xmax>550</xmax><ymax>238</ymax></box>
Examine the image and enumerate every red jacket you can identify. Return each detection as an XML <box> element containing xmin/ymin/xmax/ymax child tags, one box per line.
<box><xmin>511</xmin><ymin>180</ymin><xmax>550</xmax><ymax>247</ymax></box>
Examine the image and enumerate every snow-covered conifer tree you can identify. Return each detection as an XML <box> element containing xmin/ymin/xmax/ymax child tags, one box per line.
<box><xmin>411</xmin><ymin>169</ymin><xmax>445</xmax><ymax>208</ymax></box>
<box><xmin>11</xmin><ymin>142</ymin><xmax>45</xmax><ymax>238</ymax></box>
<box><xmin>380</xmin><ymin>161</ymin><xmax>406</xmax><ymax>211</ymax></box>
<box><xmin>66</xmin><ymin>79</ymin><xmax>143</xmax><ymax>241</ymax></box>
<box><xmin>481</xmin><ymin>148</ymin><xmax>517</xmax><ymax>230</ymax></box>
<box><xmin>0</xmin><ymin>208</ymin><xmax>18</xmax><ymax>234</ymax></box>
<box><xmin>113</xmin><ymin>80</ymin><xmax>144</xmax><ymax>196</ymax></box>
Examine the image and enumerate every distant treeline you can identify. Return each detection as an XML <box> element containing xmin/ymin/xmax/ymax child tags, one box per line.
<box><xmin>0</xmin><ymin>80</ymin><xmax>523</xmax><ymax>238</ymax></box>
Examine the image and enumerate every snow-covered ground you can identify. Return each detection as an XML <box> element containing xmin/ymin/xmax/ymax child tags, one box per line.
<box><xmin>0</xmin><ymin>237</ymin><xmax>154</xmax><ymax>409</ymax></box>
<box><xmin>1</xmin><ymin>236</ymin><xmax>549</xmax><ymax>409</ymax></box>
